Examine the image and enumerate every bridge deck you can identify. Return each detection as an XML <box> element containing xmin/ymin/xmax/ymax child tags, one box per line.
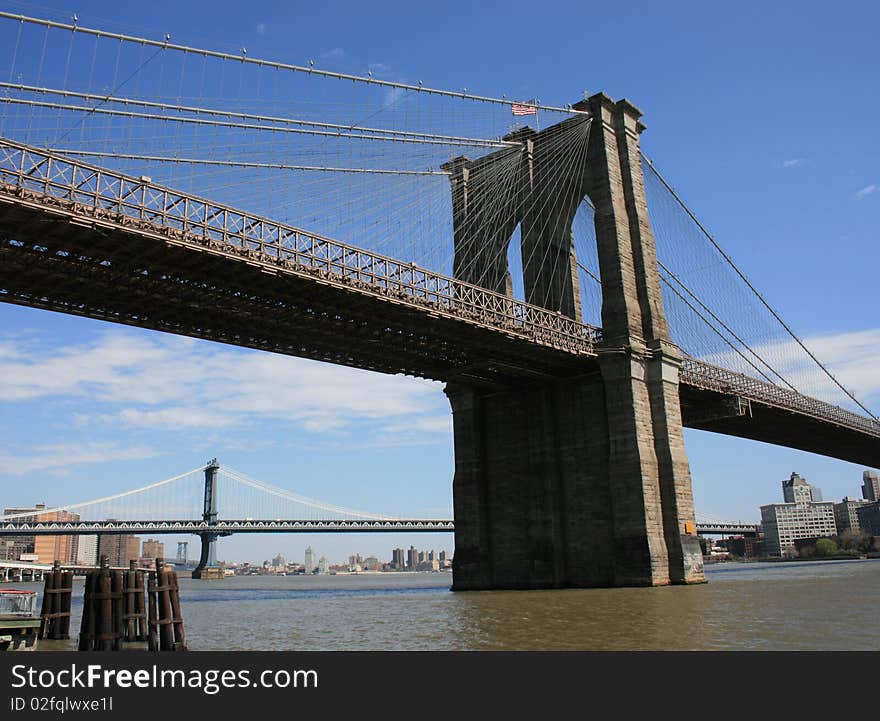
<box><xmin>0</xmin><ymin>519</ymin><xmax>751</xmax><ymax>535</ymax></box>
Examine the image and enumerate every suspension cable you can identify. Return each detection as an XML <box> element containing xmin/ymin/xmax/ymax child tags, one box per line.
<box><xmin>0</xmin><ymin>465</ymin><xmax>207</xmax><ymax>521</ymax></box>
<box><xmin>0</xmin><ymin>11</ymin><xmax>584</xmax><ymax>115</ymax></box>
<box><xmin>48</xmin><ymin>149</ymin><xmax>451</xmax><ymax>176</ymax></box>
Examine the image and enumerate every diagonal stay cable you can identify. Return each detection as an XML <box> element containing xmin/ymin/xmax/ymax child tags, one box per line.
<box><xmin>641</xmin><ymin>151</ymin><xmax>878</xmax><ymax>421</ymax></box>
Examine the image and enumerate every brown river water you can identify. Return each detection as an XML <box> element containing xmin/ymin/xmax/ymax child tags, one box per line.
<box><xmin>19</xmin><ymin>559</ymin><xmax>880</xmax><ymax>651</ymax></box>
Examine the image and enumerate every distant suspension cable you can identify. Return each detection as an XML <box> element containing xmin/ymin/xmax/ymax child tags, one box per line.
<box><xmin>221</xmin><ymin>467</ymin><xmax>394</xmax><ymax>520</ymax></box>
<box><xmin>0</xmin><ymin>465</ymin><xmax>207</xmax><ymax>521</ymax></box>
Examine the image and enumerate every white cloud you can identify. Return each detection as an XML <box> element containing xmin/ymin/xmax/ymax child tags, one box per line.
<box><xmin>782</xmin><ymin>158</ymin><xmax>804</xmax><ymax>168</ymax></box>
<box><xmin>0</xmin><ymin>330</ymin><xmax>448</xmax><ymax>439</ymax></box>
<box><xmin>0</xmin><ymin>442</ymin><xmax>158</xmax><ymax>476</ymax></box>
<box><xmin>255</xmin><ymin>22</ymin><xmax>266</xmax><ymax>35</ymax></box>
<box><xmin>855</xmin><ymin>184</ymin><xmax>877</xmax><ymax>200</ymax></box>
<box><xmin>116</xmin><ymin>407</ymin><xmax>235</xmax><ymax>430</ymax></box>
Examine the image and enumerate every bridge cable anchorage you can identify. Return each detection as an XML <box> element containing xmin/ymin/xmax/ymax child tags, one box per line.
<box><xmin>0</xmin><ymin>11</ymin><xmax>585</xmax><ymax>115</ymax></box>
<box><xmin>641</xmin><ymin>151</ymin><xmax>878</xmax><ymax>422</ymax></box>
<box><xmin>0</xmin><ymin>465</ymin><xmax>208</xmax><ymax>522</ymax></box>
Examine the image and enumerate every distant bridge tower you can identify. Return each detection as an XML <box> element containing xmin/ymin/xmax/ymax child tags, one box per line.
<box><xmin>176</xmin><ymin>541</ymin><xmax>188</xmax><ymax>564</ymax></box>
<box><xmin>444</xmin><ymin>92</ymin><xmax>704</xmax><ymax>590</ymax></box>
<box><xmin>192</xmin><ymin>458</ymin><xmax>222</xmax><ymax>578</ymax></box>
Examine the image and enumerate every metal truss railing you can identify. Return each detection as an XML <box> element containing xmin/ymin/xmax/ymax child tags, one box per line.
<box><xmin>695</xmin><ymin>523</ymin><xmax>759</xmax><ymax>534</ymax></box>
<box><xmin>681</xmin><ymin>357</ymin><xmax>880</xmax><ymax>438</ymax></box>
<box><xmin>0</xmin><ymin>138</ymin><xmax>600</xmax><ymax>356</ymax></box>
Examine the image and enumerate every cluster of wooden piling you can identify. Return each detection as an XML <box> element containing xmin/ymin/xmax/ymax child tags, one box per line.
<box><xmin>77</xmin><ymin>557</ymin><xmax>126</xmax><ymax>650</ymax></box>
<box><xmin>147</xmin><ymin>559</ymin><xmax>186</xmax><ymax>651</ymax></box>
<box><xmin>38</xmin><ymin>561</ymin><xmax>73</xmax><ymax>640</ymax></box>
<box><xmin>42</xmin><ymin>557</ymin><xmax>186</xmax><ymax>651</ymax></box>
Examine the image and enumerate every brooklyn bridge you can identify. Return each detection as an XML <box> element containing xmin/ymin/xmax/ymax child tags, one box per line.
<box><xmin>0</xmin><ymin>12</ymin><xmax>876</xmax><ymax>590</ymax></box>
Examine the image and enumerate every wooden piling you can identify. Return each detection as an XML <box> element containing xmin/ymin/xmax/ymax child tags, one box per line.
<box><xmin>111</xmin><ymin>569</ymin><xmax>124</xmax><ymax>648</ymax></box>
<box><xmin>123</xmin><ymin>560</ymin><xmax>147</xmax><ymax>642</ymax></box>
<box><xmin>147</xmin><ymin>559</ymin><xmax>186</xmax><ymax>651</ymax></box>
<box><xmin>156</xmin><ymin>559</ymin><xmax>175</xmax><ymax>650</ymax></box>
<box><xmin>147</xmin><ymin>569</ymin><xmax>159</xmax><ymax>651</ymax></box>
<box><xmin>39</xmin><ymin>561</ymin><xmax>73</xmax><ymax>640</ymax></box>
<box><xmin>58</xmin><ymin>569</ymin><xmax>73</xmax><ymax>639</ymax></box>
<box><xmin>168</xmin><ymin>567</ymin><xmax>186</xmax><ymax>650</ymax></box>
<box><xmin>77</xmin><ymin>571</ymin><xmax>97</xmax><ymax>651</ymax></box>
<box><xmin>38</xmin><ymin>564</ymin><xmax>55</xmax><ymax>639</ymax></box>
<box><xmin>78</xmin><ymin>556</ymin><xmax>124</xmax><ymax>651</ymax></box>
<box><xmin>97</xmin><ymin>560</ymin><xmax>113</xmax><ymax>650</ymax></box>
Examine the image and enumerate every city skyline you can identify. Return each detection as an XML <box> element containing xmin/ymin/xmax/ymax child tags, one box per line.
<box><xmin>0</xmin><ymin>0</ymin><xmax>878</xmax><ymax>562</ymax></box>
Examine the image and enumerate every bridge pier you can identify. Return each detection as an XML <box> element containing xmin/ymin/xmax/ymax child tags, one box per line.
<box><xmin>192</xmin><ymin>459</ymin><xmax>220</xmax><ymax>579</ymax></box>
<box><xmin>446</xmin><ymin>93</ymin><xmax>704</xmax><ymax>590</ymax></box>
<box><xmin>191</xmin><ymin>533</ymin><xmax>218</xmax><ymax>579</ymax></box>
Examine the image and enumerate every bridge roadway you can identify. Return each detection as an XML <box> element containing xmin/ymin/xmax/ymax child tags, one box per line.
<box><xmin>0</xmin><ymin>519</ymin><xmax>754</xmax><ymax>536</ymax></box>
<box><xmin>0</xmin><ymin>139</ymin><xmax>878</xmax><ymax>466</ymax></box>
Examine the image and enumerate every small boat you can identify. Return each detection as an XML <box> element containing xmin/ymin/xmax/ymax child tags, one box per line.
<box><xmin>0</xmin><ymin>589</ymin><xmax>40</xmax><ymax>651</ymax></box>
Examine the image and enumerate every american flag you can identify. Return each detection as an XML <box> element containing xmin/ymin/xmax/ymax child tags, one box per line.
<box><xmin>511</xmin><ymin>99</ymin><xmax>537</xmax><ymax>116</ymax></box>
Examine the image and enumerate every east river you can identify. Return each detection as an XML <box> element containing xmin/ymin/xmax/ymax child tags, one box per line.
<box><xmin>24</xmin><ymin>558</ymin><xmax>880</xmax><ymax>650</ymax></box>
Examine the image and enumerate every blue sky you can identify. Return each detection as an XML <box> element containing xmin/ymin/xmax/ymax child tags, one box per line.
<box><xmin>0</xmin><ymin>0</ymin><xmax>878</xmax><ymax>563</ymax></box>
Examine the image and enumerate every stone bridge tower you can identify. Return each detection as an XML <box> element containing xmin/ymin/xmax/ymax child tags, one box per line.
<box><xmin>443</xmin><ymin>93</ymin><xmax>705</xmax><ymax>589</ymax></box>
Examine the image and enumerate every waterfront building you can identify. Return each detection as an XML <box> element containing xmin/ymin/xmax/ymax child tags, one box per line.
<box><xmin>98</xmin><ymin>534</ymin><xmax>141</xmax><ymax>567</ymax></box>
<box><xmin>142</xmin><ymin>538</ymin><xmax>165</xmax><ymax>561</ymax></box>
<box><xmin>856</xmin><ymin>502</ymin><xmax>880</xmax><ymax>536</ymax></box>
<box><xmin>834</xmin><ymin>497</ymin><xmax>872</xmax><ymax>533</ymax></box>
<box><xmin>721</xmin><ymin>535</ymin><xmax>758</xmax><ymax>559</ymax></box>
<box><xmin>392</xmin><ymin>548</ymin><xmax>405</xmax><ymax>570</ymax></box>
<box><xmin>317</xmin><ymin>556</ymin><xmax>329</xmax><ymax>574</ymax></box>
<box><xmin>76</xmin><ymin>535</ymin><xmax>98</xmax><ymax>566</ymax></box>
<box><xmin>304</xmin><ymin>546</ymin><xmax>315</xmax><ymax>573</ymax></box>
<box><xmin>761</xmin><ymin>473</ymin><xmax>838</xmax><ymax>556</ymax></box>
<box><xmin>862</xmin><ymin>470</ymin><xmax>880</xmax><ymax>502</ymax></box>
<box><xmin>2</xmin><ymin>504</ymin><xmax>80</xmax><ymax>564</ymax></box>
<box><xmin>761</xmin><ymin>502</ymin><xmax>836</xmax><ymax>556</ymax></box>
<box><xmin>0</xmin><ymin>537</ymin><xmax>32</xmax><ymax>561</ymax></box>
<box><xmin>407</xmin><ymin>546</ymin><xmax>418</xmax><ymax>570</ymax></box>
